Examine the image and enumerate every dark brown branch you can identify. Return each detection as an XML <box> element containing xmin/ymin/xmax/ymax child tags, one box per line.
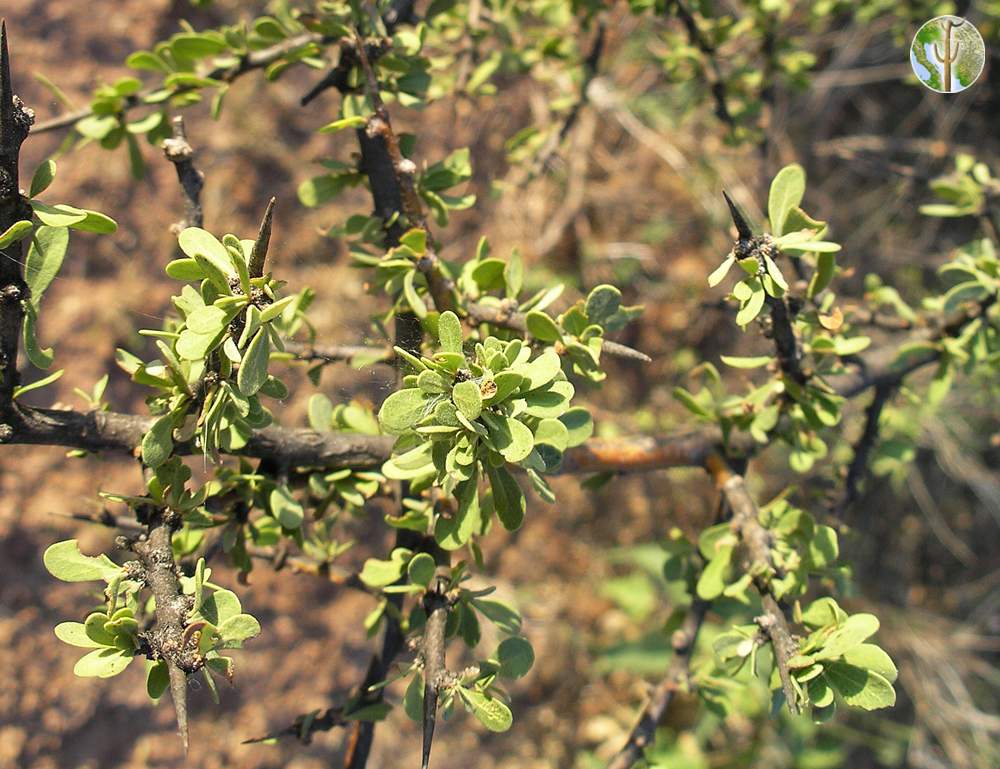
<box><xmin>837</xmin><ymin>381</ymin><xmax>895</xmax><ymax>515</ymax></box>
<box><xmin>32</xmin><ymin>32</ymin><xmax>330</xmax><ymax>135</ymax></box>
<box><xmin>672</xmin><ymin>0</ymin><xmax>734</xmax><ymax>129</ymax></box>
<box><xmin>2</xmin><ymin>404</ymin><xmax>395</xmax><ymax>466</ymax></box>
<box><xmin>353</xmin><ymin>32</ymin><xmax>456</xmax><ymax>315</ymax></box>
<box><xmin>0</xmin><ymin>21</ymin><xmax>33</xmax><ymax>407</ymax></box>
<box><xmin>161</xmin><ymin>116</ymin><xmax>204</xmax><ymax>229</ymax></box>
<box><xmin>605</xmin><ymin>596</ymin><xmax>708</xmax><ymax>769</ymax></box>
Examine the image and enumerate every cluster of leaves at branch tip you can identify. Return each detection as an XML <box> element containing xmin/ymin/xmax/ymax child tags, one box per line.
<box><xmin>677</xmin><ymin>164</ymin><xmax>869</xmax><ymax>471</ymax></box>
<box><xmin>117</xmin><ymin>225</ymin><xmax>311</xmax><ymax>464</ymax></box>
<box><xmin>42</xmin><ymin>541</ymin><xmax>260</xmax><ymax>697</ymax></box>
<box><xmin>377</xmin><ymin>306</ymin><xmax>594</xmax><ymax>549</ymax></box>
<box><xmin>0</xmin><ymin>158</ymin><xmax>118</xmax><ymax>399</ymax></box>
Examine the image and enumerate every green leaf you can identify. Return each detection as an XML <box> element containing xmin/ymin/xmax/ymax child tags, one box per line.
<box><xmin>43</xmin><ymin>540</ymin><xmax>120</xmax><ymax>583</ymax></box>
<box><xmin>768</xmin><ymin>163</ymin><xmax>806</xmax><ymax>235</ymax></box>
<box><xmin>258</xmin><ymin>295</ymin><xmax>296</xmax><ymax>324</ymax></box>
<box><xmin>378</xmin><ymin>388</ymin><xmax>428</xmax><ymax>434</ymax></box>
<box><xmin>30</xmin><ymin>159</ymin><xmax>57</xmax><ymax>197</ymax></box>
<box><xmin>21</xmin><ymin>303</ymin><xmax>54</xmax><ymax>370</ymax></box>
<box><xmin>453</xmin><ymin>380</ymin><xmax>482</xmax><ymax>420</ymax></box>
<box><xmin>841</xmin><ymin>643</ymin><xmax>897</xmax><ymax>684</ymax></box>
<box><xmin>237</xmin><ymin>328</ymin><xmax>270</xmax><ymax>396</ymax></box>
<box><xmin>403</xmin><ymin>269</ymin><xmax>427</xmax><ymax>318</ymax></box>
<box><xmin>504</xmin><ymin>250</ymin><xmax>523</xmax><ymax>298</ymax></box>
<box><xmin>70</xmin><ymin>210</ymin><xmax>118</xmax><ymax>234</ymax></box>
<box><xmin>735</xmin><ymin>287</ymin><xmax>766</xmax><ymax>327</ymax></box>
<box><xmin>196</xmin><ymin>589</ymin><xmax>242</xmax><ymax>626</ymax></box>
<box><xmin>813</xmin><ymin>614</ymin><xmax>880</xmax><ymax>661</ymax></box>
<box><xmin>31</xmin><ymin>201</ymin><xmax>87</xmax><ymax>227</ymax></box>
<box><xmin>55</xmin><ymin>621</ymin><xmax>105</xmax><ymax>648</ymax></box>
<box><xmin>942</xmin><ymin>281</ymin><xmax>988</xmax><ymax>314</ymax></box>
<box><xmin>491</xmin><ymin>416</ymin><xmax>534</xmax><ymax>463</ymax></box>
<box><xmin>497</xmin><ymin>637</ymin><xmax>534</xmax><ymax>679</ymax></box>
<box><xmin>318</xmin><ymin>116</ymin><xmax>367</xmax><ymax>133</ymax></box>
<box><xmin>808</xmin><ymin>251</ymin><xmax>836</xmax><ymax>298</ymax></box>
<box><xmin>186</xmin><ymin>305</ymin><xmax>229</xmax><ymax>334</ymax></box>
<box><xmin>73</xmin><ymin>647</ymin><xmax>133</xmax><ymax>678</ymax></box>
<box><xmin>403</xmin><ymin>673</ymin><xmax>424</xmax><ymax>722</ymax></box>
<box><xmin>24</xmin><ymin>226</ymin><xmax>69</xmax><ymax>306</ymax></box>
<box><xmin>525</xmin><ymin>310</ymin><xmax>562</xmax><ymax>342</ymax></box>
<box><xmin>165</xmin><ymin>258</ymin><xmax>204</xmax><ymax>281</ymax></box>
<box><xmin>585</xmin><ymin>284</ymin><xmax>622</xmax><ymax>325</ymax></box>
<box><xmin>217</xmin><ymin>614</ymin><xmax>261</xmax><ymax>644</ymax></box>
<box><xmin>696</xmin><ymin>545</ymin><xmax>733</xmax><ymax>600</ymax></box>
<box><xmin>708</xmin><ymin>255</ymin><xmax>736</xmax><ymax>287</ymax></box>
<box><xmin>516</xmin><ymin>350</ymin><xmax>561</xmax><ymax>390</ymax></box>
<box><xmin>0</xmin><ymin>219</ymin><xmax>32</xmax><ymax>248</ymax></box>
<box><xmin>407</xmin><ymin>552</ymin><xmax>436</xmax><ymax>588</ymax></box>
<box><xmin>438</xmin><ymin>310</ymin><xmax>463</xmax><ymax>354</ymax></box>
<box><xmin>141</xmin><ymin>414</ymin><xmax>174</xmax><ymax>468</ymax></box>
<box><xmin>823</xmin><ymin>661</ymin><xmax>896</xmax><ymax>710</ymax></box>
<box><xmin>720</xmin><ymin>354</ymin><xmax>771</xmax><ymax>369</ymax></box>
<box><xmin>360</xmin><ymin>550</ymin><xmax>410</xmax><ymax>588</ymax></box>
<box><xmin>459</xmin><ymin>688</ymin><xmax>513</xmax><ymax>732</ymax></box>
<box><xmin>270</xmin><ymin>485</ymin><xmax>304</xmax><ymax>529</ymax></box>
<box><xmin>178</xmin><ymin>227</ymin><xmax>232</xmax><ymax>277</ymax></box>
<box><xmin>146</xmin><ymin>660</ymin><xmax>169</xmax><ymax>700</ymax></box>
<box><xmin>487</xmin><ymin>464</ymin><xmax>525</xmax><ymax>531</ymax></box>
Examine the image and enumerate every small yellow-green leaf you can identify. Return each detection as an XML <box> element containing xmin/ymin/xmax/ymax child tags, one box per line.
<box><xmin>30</xmin><ymin>159</ymin><xmax>57</xmax><ymax>197</ymax></box>
<box><xmin>237</xmin><ymin>328</ymin><xmax>270</xmax><ymax>396</ymax></box>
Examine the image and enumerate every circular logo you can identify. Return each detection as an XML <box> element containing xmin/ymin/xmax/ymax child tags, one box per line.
<box><xmin>910</xmin><ymin>16</ymin><xmax>985</xmax><ymax>93</ymax></box>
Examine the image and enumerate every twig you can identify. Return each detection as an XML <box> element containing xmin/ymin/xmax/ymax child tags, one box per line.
<box><xmin>283</xmin><ymin>339</ymin><xmax>394</xmax><ymax>366</ymax></box>
<box><xmin>672</xmin><ymin>0</ymin><xmax>734</xmax><ymax>129</ymax></box>
<box><xmin>705</xmin><ymin>452</ymin><xmax>802</xmax><ymax>714</ymax></box>
<box><xmin>56</xmin><ymin>508</ymin><xmax>371</xmax><ymax>589</ymax></box>
<box><xmin>837</xmin><ymin>381</ymin><xmax>894</xmax><ymax>515</ymax></box>
<box><xmin>161</xmin><ymin>116</ymin><xmax>204</xmax><ymax>230</ymax></box>
<box><xmin>466</xmin><ymin>301</ymin><xmax>651</xmax><ymax>363</ymax></box>
<box><xmin>32</xmin><ymin>32</ymin><xmax>330</xmax><ymax>134</ymax></box>
<box><xmin>604</xmin><ymin>595</ymin><xmax>709</xmax><ymax>769</ymax></box>
<box><xmin>0</xmin><ymin>21</ymin><xmax>33</xmax><ymax>407</ymax></box>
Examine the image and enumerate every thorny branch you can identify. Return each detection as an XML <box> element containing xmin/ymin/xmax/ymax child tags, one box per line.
<box><xmin>128</xmin><ymin>506</ymin><xmax>199</xmax><ymax>751</ymax></box>
<box><xmin>62</xmin><ymin>509</ymin><xmax>369</xmax><ymax>592</ymax></box>
<box><xmin>32</xmin><ymin>32</ymin><xmax>332</xmax><ymax>134</ymax></box>
<box><xmin>0</xmin><ymin>21</ymin><xmax>33</xmax><ymax>407</ymax></box>
<box><xmin>706</xmin><ymin>452</ymin><xmax>802</xmax><ymax>714</ymax></box>
<box><xmin>420</xmin><ymin>567</ymin><xmax>451</xmax><ymax>769</ymax></box>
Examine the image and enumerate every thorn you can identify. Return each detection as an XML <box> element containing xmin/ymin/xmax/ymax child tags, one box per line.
<box><xmin>248</xmin><ymin>196</ymin><xmax>276</xmax><ymax>278</ymax></box>
<box><xmin>168</xmin><ymin>662</ymin><xmax>190</xmax><ymax>753</ymax></box>
<box><xmin>421</xmin><ymin>681</ymin><xmax>437</xmax><ymax>769</ymax></box>
<box><xmin>0</xmin><ymin>20</ymin><xmax>13</xmax><ymax>143</ymax></box>
<box><xmin>722</xmin><ymin>190</ymin><xmax>755</xmax><ymax>241</ymax></box>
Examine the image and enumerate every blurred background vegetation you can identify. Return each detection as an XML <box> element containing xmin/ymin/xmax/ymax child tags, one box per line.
<box><xmin>0</xmin><ymin>1</ymin><xmax>997</xmax><ymax>768</ymax></box>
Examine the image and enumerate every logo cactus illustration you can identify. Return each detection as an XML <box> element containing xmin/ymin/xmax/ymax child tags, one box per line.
<box><xmin>910</xmin><ymin>16</ymin><xmax>985</xmax><ymax>93</ymax></box>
